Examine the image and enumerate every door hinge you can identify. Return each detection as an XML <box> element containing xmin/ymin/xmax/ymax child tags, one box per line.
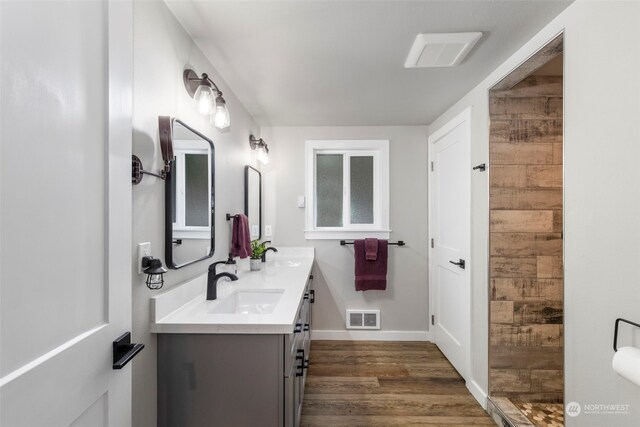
<box><xmin>430</xmin><ymin>161</ymin><xmax>434</xmax><ymax>172</ymax></box>
<box><xmin>430</xmin><ymin>238</ymin><xmax>434</xmax><ymax>248</ymax></box>
<box><xmin>431</xmin><ymin>315</ymin><xmax>435</xmax><ymax>326</ymax></box>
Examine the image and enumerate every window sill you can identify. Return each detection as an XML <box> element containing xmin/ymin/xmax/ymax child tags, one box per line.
<box><xmin>304</xmin><ymin>230</ymin><xmax>391</xmax><ymax>240</ymax></box>
<box><xmin>173</xmin><ymin>229</ymin><xmax>211</xmax><ymax>240</ymax></box>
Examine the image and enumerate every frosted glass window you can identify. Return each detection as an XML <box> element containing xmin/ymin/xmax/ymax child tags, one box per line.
<box><xmin>184</xmin><ymin>153</ymin><xmax>209</xmax><ymax>227</ymax></box>
<box><xmin>316</xmin><ymin>154</ymin><xmax>343</xmax><ymax>227</ymax></box>
<box><xmin>350</xmin><ymin>156</ymin><xmax>374</xmax><ymax>224</ymax></box>
<box><xmin>305</xmin><ymin>139</ymin><xmax>389</xmax><ymax>239</ymax></box>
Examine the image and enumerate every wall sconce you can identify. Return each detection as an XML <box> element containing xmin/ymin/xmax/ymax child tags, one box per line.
<box><xmin>249</xmin><ymin>135</ymin><xmax>270</xmax><ymax>165</ymax></box>
<box><xmin>141</xmin><ymin>256</ymin><xmax>167</xmax><ymax>290</ymax></box>
<box><xmin>183</xmin><ymin>69</ymin><xmax>230</xmax><ymax>130</ymax></box>
<box><xmin>131</xmin><ymin>117</ymin><xmax>175</xmax><ymax>185</ymax></box>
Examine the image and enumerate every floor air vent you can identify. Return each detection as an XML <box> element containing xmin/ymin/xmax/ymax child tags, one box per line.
<box><xmin>346</xmin><ymin>310</ymin><xmax>380</xmax><ymax>329</ymax></box>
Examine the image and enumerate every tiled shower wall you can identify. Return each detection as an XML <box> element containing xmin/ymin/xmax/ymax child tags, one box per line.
<box><xmin>488</xmin><ymin>75</ymin><xmax>564</xmax><ymax>403</ymax></box>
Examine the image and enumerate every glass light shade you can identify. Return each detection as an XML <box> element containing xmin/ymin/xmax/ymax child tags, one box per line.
<box><xmin>212</xmin><ymin>96</ymin><xmax>230</xmax><ymax>129</ymax></box>
<box><xmin>194</xmin><ymin>84</ymin><xmax>215</xmax><ymax>116</ymax></box>
<box><xmin>257</xmin><ymin>146</ymin><xmax>270</xmax><ymax>165</ymax></box>
<box><xmin>145</xmin><ymin>273</ymin><xmax>164</xmax><ymax>290</ymax></box>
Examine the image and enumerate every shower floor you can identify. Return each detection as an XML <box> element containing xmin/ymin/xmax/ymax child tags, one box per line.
<box><xmin>515</xmin><ymin>402</ymin><xmax>564</xmax><ymax>427</ymax></box>
<box><xmin>488</xmin><ymin>397</ymin><xmax>564</xmax><ymax>427</ymax></box>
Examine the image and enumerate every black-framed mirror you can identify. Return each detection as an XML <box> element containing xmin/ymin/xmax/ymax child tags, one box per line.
<box><xmin>162</xmin><ymin>117</ymin><xmax>215</xmax><ymax>269</ymax></box>
<box><xmin>244</xmin><ymin>165</ymin><xmax>261</xmax><ymax>240</ymax></box>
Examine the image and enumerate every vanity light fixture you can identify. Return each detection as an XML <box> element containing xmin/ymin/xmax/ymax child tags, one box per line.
<box><xmin>141</xmin><ymin>256</ymin><xmax>167</xmax><ymax>290</ymax></box>
<box><xmin>183</xmin><ymin>69</ymin><xmax>230</xmax><ymax>130</ymax></box>
<box><xmin>249</xmin><ymin>135</ymin><xmax>270</xmax><ymax>165</ymax></box>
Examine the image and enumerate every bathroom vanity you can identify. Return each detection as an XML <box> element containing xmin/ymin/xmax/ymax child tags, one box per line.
<box><xmin>151</xmin><ymin>248</ymin><xmax>314</xmax><ymax>427</ymax></box>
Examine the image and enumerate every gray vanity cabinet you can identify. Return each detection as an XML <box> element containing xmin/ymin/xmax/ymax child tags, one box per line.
<box><xmin>158</xmin><ymin>275</ymin><xmax>313</xmax><ymax>427</ymax></box>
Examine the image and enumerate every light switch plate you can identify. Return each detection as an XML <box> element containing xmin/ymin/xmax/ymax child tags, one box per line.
<box><xmin>138</xmin><ymin>242</ymin><xmax>151</xmax><ymax>274</ymax></box>
<box><xmin>297</xmin><ymin>196</ymin><xmax>305</xmax><ymax>208</ymax></box>
<box><xmin>265</xmin><ymin>225</ymin><xmax>272</xmax><ymax>236</ymax></box>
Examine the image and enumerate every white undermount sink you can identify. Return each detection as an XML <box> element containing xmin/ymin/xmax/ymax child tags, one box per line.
<box><xmin>208</xmin><ymin>289</ymin><xmax>285</xmax><ymax>315</ymax></box>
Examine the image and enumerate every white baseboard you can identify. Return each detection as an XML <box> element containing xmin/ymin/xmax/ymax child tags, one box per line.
<box><xmin>311</xmin><ymin>329</ymin><xmax>433</xmax><ymax>341</ymax></box>
<box><xmin>466</xmin><ymin>379</ymin><xmax>487</xmax><ymax>409</ymax></box>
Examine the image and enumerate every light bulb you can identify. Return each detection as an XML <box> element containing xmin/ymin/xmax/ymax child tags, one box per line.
<box><xmin>212</xmin><ymin>96</ymin><xmax>230</xmax><ymax>129</ymax></box>
<box><xmin>257</xmin><ymin>146</ymin><xmax>269</xmax><ymax>165</ymax></box>
<box><xmin>193</xmin><ymin>84</ymin><xmax>215</xmax><ymax>116</ymax></box>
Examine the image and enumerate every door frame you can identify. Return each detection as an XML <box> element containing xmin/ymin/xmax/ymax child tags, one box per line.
<box><xmin>428</xmin><ymin>106</ymin><xmax>472</xmax><ymax>380</ymax></box>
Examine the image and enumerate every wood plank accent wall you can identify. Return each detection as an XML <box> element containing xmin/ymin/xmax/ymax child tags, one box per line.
<box><xmin>488</xmin><ymin>75</ymin><xmax>564</xmax><ymax>404</ymax></box>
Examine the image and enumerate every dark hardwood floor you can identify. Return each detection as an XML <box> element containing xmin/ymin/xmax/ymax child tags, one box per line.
<box><xmin>300</xmin><ymin>341</ymin><xmax>494</xmax><ymax>426</ymax></box>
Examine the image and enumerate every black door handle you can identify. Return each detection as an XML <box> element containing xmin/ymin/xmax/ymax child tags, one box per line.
<box><xmin>113</xmin><ymin>332</ymin><xmax>144</xmax><ymax>370</ymax></box>
<box><xmin>449</xmin><ymin>259</ymin><xmax>466</xmax><ymax>269</ymax></box>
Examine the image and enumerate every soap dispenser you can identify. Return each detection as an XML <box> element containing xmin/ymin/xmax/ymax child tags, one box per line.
<box><xmin>217</xmin><ymin>253</ymin><xmax>238</xmax><ymax>275</ymax></box>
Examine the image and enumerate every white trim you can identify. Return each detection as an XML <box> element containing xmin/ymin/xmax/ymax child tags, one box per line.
<box><xmin>311</xmin><ymin>330</ymin><xmax>433</xmax><ymax>342</ymax></box>
<box><xmin>305</xmin><ymin>140</ymin><xmax>389</xmax><ymax>238</ymax></box>
<box><xmin>428</xmin><ymin>107</ymin><xmax>471</xmax><ymax>143</ymax></box>
<box><xmin>428</xmin><ymin>106</ymin><xmax>472</xmax><ymax>380</ymax></box>
<box><xmin>304</xmin><ymin>230</ymin><xmax>391</xmax><ymax>240</ymax></box>
<box><xmin>173</xmin><ymin>229</ymin><xmax>210</xmax><ymax>239</ymax></box>
<box><xmin>466</xmin><ymin>380</ymin><xmax>488</xmax><ymax>410</ymax></box>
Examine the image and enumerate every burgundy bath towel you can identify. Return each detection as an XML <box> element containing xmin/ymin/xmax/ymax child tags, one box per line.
<box><xmin>231</xmin><ymin>214</ymin><xmax>252</xmax><ymax>259</ymax></box>
<box><xmin>364</xmin><ymin>238</ymin><xmax>378</xmax><ymax>260</ymax></box>
<box><xmin>354</xmin><ymin>239</ymin><xmax>388</xmax><ymax>291</ymax></box>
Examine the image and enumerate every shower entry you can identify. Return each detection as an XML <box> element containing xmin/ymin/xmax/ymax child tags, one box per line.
<box><xmin>487</xmin><ymin>34</ymin><xmax>565</xmax><ymax>427</ymax></box>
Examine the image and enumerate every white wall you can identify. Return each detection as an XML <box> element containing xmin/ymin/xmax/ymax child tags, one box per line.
<box><xmin>429</xmin><ymin>1</ymin><xmax>640</xmax><ymax>424</ymax></box>
<box><xmin>132</xmin><ymin>2</ymin><xmax>260</xmax><ymax>426</ymax></box>
<box><xmin>261</xmin><ymin>126</ymin><xmax>430</xmax><ymax>340</ymax></box>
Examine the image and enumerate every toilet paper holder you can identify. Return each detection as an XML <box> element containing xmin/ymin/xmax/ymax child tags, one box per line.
<box><xmin>613</xmin><ymin>318</ymin><xmax>640</xmax><ymax>351</ymax></box>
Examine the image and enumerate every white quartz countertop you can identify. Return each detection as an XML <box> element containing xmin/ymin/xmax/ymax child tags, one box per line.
<box><xmin>150</xmin><ymin>247</ymin><xmax>314</xmax><ymax>334</ymax></box>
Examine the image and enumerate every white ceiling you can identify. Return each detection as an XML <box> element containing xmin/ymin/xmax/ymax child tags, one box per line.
<box><xmin>166</xmin><ymin>1</ymin><xmax>572</xmax><ymax>126</ymax></box>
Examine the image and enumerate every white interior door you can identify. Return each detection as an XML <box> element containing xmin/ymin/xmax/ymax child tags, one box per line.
<box><xmin>428</xmin><ymin>108</ymin><xmax>471</xmax><ymax>380</ymax></box>
<box><xmin>0</xmin><ymin>1</ymin><xmax>133</xmax><ymax>426</ymax></box>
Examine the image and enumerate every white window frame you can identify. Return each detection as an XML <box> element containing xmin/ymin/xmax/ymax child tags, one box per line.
<box><xmin>172</xmin><ymin>141</ymin><xmax>211</xmax><ymax>240</ymax></box>
<box><xmin>305</xmin><ymin>139</ymin><xmax>390</xmax><ymax>240</ymax></box>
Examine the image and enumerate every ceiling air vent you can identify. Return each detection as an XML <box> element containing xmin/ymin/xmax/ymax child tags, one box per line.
<box><xmin>404</xmin><ymin>32</ymin><xmax>482</xmax><ymax>68</ymax></box>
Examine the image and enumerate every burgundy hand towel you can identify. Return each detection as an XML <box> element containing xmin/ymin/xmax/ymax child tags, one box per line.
<box><xmin>231</xmin><ymin>214</ymin><xmax>252</xmax><ymax>259</ymax></box>
<box><xmin>364</xmin><ymin>238</ymin><xmax>378</xmax><ymax>261</ymax></box>
<box><xmin>354</xmin><ymin>239</ymin><xmax>388</xmax><ymax>291</ymax></box>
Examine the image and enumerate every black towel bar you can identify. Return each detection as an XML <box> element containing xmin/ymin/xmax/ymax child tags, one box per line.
<box><xmin>340</xmin><ymin>240</ymin><xmax>405</xmax><ymax>246</ymax></box>
<box><xmin>226</xmin><ymin>213</ymin><xmax>239</xmax><ymax>221</ymax></box>
<box><xmin>613</xmin><ymin>318</ymin><xmax>640</xmax><ymax>351</ymax></box>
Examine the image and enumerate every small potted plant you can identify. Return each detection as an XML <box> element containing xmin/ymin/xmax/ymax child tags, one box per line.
<box><xmin>250</xmin><ymin>240</ymin><xmax>266</xmax><ymax>271</ymax></box>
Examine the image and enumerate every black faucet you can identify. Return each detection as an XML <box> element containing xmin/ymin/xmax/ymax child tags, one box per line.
<box><xmin>206</xmin><ymin>263</ymin><xmax>238</xmax><ymax>300</ymax></box>
<box><xmin>210</xmin><ymin>260</ymin><xmax>227</xmax><ymax>275</ymax></box>
<box><xmin>261</xmin><ymin>247</ymin><xmax>278</xmax><ymax>262</ymax></box>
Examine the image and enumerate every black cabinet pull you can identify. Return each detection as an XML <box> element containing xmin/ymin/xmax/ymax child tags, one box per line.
<box><xmin>309</xmin><ymin>289</ymin><xmax>315</xmax><ymax>304</ymax></box>
<box><xmin>449</xmin><ymin>259</ymin><xmax>466</xmax><ymax>269</ymax></box>
<box><xmin>303</xmin><ymin>323</ymin><xmax>310</xmax><ymax>332</ymax></box>
<box><xmin>304</xmin><ymin>293</ymin><xmax>309</xmax><ymax>300</ymax></box>
<box><xmin>113</xmin><ymin>332</ymin><xmax>144</xmax><ymax>370</ymax></box>
<box><xmin>294</xmin><ymin>323</ymin><xmax>302</xmax><ymax>334</ymax></box>
<box><xmin>304</xmin><ymin>358</ymin><xmax>309</xmax><ymax>370</ymax></box>
<box><xmin>296</xmin><ymin>349</ymin><xmax>305</xmax><ymax>377</ymax></box>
